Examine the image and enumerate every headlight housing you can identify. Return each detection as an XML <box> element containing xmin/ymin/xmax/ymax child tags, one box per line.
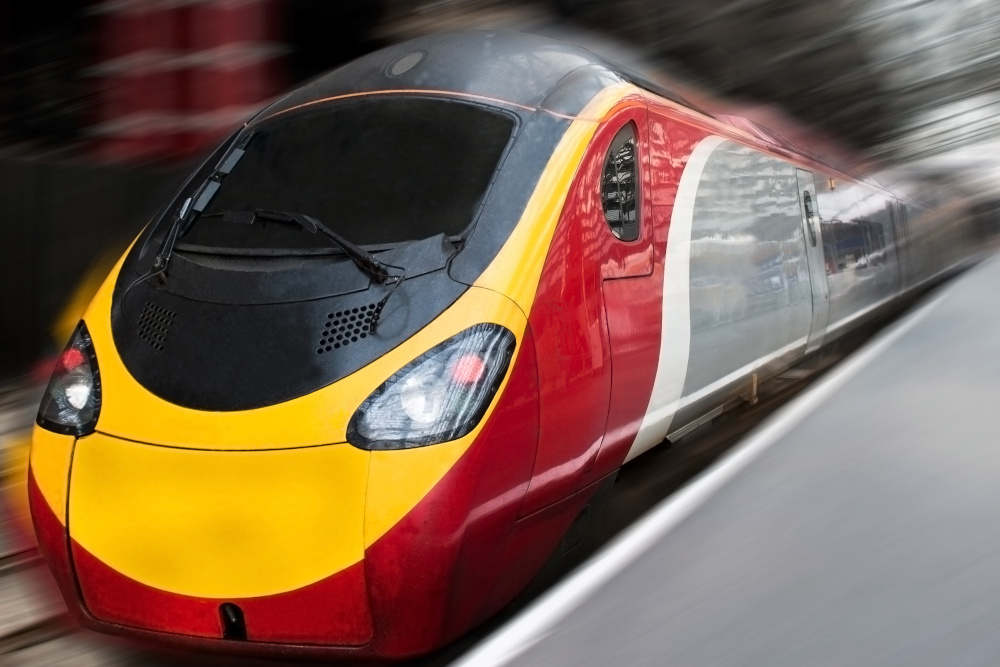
<box><xmin>347</xmin><ymin>323</ymin><xmax>515</xmax><ymax>450</ymax></box>
<box><xmin>37</xmin><ymin>322</ymin><xmax>101</xmax><ymax>436</ymax></box>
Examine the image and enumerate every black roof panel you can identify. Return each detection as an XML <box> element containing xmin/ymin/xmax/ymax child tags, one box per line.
<box><xmin>261</xmin><ymin>30</ymin><xmax>626</xmax><ymax>118</ymax></box>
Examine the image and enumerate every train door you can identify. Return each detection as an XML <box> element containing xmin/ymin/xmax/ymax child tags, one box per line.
<box><xmin>887</xmin><ymin>199</ymin><xmax>910</xmax><ymax>290</ymax></box>
<box><xmin>796</xmin><ymin>169</ymin><xmax>829</xmax><ymax>354</ymax></box>
<box><xmin>519</xmin><ymin>107</ymin><xmax>652</xmax><ymax>516</ymax></box>
<box><xmin>585</xmin><ymin>108</ymin><xmax>662</xmax><ymax>485</ymax></box>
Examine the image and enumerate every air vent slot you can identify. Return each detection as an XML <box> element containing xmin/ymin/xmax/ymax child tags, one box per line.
<box><xmin>317</xmin><ymin>304</ymin><xmax>376</xmax><ymax>354</ymax></box>
<box><xmin>137</xmin><ymin>302</ymin><xmax>176</xmax><ymax>352</ymax></box>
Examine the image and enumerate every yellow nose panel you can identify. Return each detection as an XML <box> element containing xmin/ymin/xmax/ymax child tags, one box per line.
<box><xmin>69</xmin><ymin>433</ymin><xmax>369</xmax><ymax>599</ymax></box>
<box><xmin>29</xmin><ymin>426</ymin><xmax>75</xmax><ymax>523</ymax></box>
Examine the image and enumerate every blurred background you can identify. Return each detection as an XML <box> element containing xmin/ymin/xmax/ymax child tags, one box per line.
<box><xmin>3</xmin><ymin>1</ymin><xmax>1000</xmax><ymax>662</ymax></box>
<box><xmin>3</xmin><ymin>0</ymin><xmax>1000</xmax><ymax>378</ymax></box>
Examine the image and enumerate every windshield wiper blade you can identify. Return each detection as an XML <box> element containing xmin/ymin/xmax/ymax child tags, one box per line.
<box><xmin>231</xmin><ymin>209</ymin><xmax>391</xmax><ymax>283</ymax></box>
<box><xmin>152</xmin><ymin>132</ymin><xmax>254</xmax><ymax>277</ymax></box>
<box><xmin>245</xmin><ymin>209</ymin><xmax>403</xmax><ymax>332</ymax></box>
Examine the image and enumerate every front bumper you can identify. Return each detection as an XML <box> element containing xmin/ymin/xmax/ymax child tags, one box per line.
<box><xmin>36</xmin><ymin>431</ymin><xmax>374</xmax><ymax>647</ymax></box>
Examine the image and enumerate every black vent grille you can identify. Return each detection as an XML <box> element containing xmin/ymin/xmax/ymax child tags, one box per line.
<box><xmin>137</xmin><ymin>302</ymin><xmax>176</xmax><ymax>352</ymax></box>
<box><xmin>317</xmin><ymin>304</ymin><xmax>377</xmax><ymax>354</ymax></box>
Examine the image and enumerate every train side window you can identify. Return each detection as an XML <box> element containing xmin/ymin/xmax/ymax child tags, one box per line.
<box><xmin>601</xmin><ymin>123</ymin><xmax>640</xmax><ymax>241</ymax></box>
<box><xmin>803</xmin><ymin>191</ymin><xmax>817</xmax><ymax>246</ymax></box>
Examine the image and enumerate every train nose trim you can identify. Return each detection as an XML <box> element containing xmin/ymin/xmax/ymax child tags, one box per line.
<box><xmin>68</xmin><ymin>432</ymin><xmax>370</xmax><ymax>597</ymax></box>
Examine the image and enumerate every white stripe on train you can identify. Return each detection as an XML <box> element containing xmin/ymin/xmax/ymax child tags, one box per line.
<box><xmin>628</xmin><ymin>135</ymin><xmax>726</xmax><ymax>461</ymax></box>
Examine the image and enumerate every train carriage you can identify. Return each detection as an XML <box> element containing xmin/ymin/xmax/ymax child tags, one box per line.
<box><xmin>28</xmin><ymin>30</ymin><xmax>977</xmax><ymax>659</ymax></box>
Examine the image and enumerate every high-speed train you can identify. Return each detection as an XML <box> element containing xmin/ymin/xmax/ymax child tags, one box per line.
<box><xmin>29</xmin><ymin>31</ymin><xmax>977</xmax><ymax>659</ymax></box>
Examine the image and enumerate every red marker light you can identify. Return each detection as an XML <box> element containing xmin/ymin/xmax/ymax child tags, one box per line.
<box><xmin>450</xmin><ymin>354</ymin><xmax>485</xmax><ymax>385</ymax></box>
<box><xmin>60</xmin><ymin>348</ymin><xmax>85</xmax><ymax>371</ymax></box>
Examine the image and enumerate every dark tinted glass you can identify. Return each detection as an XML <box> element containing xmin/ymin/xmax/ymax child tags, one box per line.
<box><xmin>804</xmin><ymin>191</ymin><xmax>817</xmax><ymax>246</ymax></box>
<box><xmin>601</xmin><ymin>123</ymin><xmax>639</xmax><ymax>242</ymax></box>
<box><xmin>181</xmin><ymin>97</ymin><xmax>515</xmax><ymax>251</ymax></box>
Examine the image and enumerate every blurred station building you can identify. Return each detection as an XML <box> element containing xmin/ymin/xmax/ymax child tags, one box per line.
<box><xmin>1</xmin><ymin>1</ymin><xmax>385</xmax><ymax>161</ymax></box>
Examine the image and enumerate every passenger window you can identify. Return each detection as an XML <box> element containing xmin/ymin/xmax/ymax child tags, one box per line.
<box><xmin>803</xmin><ymin>191</ymin><xmax>817</xmax><ymax>246</ymax></box>
<box><xmin>601</xmin><ymin>123</ymin><xmax>640</xmax><ymax>241</ymax></box>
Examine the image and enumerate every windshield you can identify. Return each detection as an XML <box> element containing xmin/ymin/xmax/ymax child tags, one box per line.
<box><xmin>179</xmin><ymin>97</ymin><xmax>516</xmax><ymax>252</ymax></box>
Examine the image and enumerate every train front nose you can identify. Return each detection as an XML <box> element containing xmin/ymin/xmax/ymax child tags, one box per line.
<box><xmin>67</xmin><ymin>432</ymin><xmax>374</xmax><ymax>645</ymax></box>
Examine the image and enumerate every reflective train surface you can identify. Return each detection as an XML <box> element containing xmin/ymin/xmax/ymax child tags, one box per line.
<box><xmin>28</xmin><ymin>31</ymin><xmax>978</xmax><ymax>659</ymax></box>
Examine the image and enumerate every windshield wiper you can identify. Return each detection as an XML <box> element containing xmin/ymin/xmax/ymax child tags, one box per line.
<box><xmin>151</xmin><ymin>131</ymin><xmax>254</xmax><ymax>277</ymax></box>
<box><xmin>121</xmin><ymin>133</ymin><xmax>253</xmax><ymax>324</ymax></box>
<box><xmin>231</xmin><ymin>209</ymin><xmax>405</xmax><ymax>333</ymax></box>
<box><xmin>215</xmin><ymin>209</ymin><xmax>391</xmax><ymax>283</ymax></box>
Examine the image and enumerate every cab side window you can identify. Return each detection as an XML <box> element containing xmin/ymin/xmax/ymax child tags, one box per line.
<box><xmin>601</xmin><ymin>123</ymin><xmax>640</xmax><ymax>241</ymax></box>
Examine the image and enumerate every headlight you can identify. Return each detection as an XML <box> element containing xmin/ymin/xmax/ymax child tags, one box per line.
<box><xmin>37</xmin><ymin>322</ymin><xmax>102</xmax><ymax>436</ymax></box>
<box><xmin>347</xmin><ymin>323</ymin><xmax>515</xmax><ymax>450</ymax></box>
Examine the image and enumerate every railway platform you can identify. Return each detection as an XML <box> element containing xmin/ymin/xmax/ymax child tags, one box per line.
<box><xmin>458</xmin><ymin>253</ymin><xmax>1000</xmax><ymax>667</ymax></box>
